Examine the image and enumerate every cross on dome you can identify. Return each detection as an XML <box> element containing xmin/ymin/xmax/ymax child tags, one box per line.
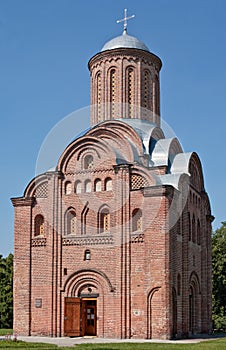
<box><xmin>116</xmin><ymin>9</ymin><xmax>135</xmax><ymax>32</ymax></box>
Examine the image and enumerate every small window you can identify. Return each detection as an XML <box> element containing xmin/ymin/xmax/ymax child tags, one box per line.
<box><xmin>65</xmin><ymin>181</ymin><xmax>72</xmax><ymax>195</ymax></box>
<box><xmin>34</xmin><ymin>215</ymin><xmax>44</xmax><ymax>237</ymax></box>
<box><xmin>75</xmin><ymin>181</ymin><xmax>82</xmax><ymax>194</ymax></box>
<box><xmin>99</xmin><ymin>208</ymin><xmax>110</xmax><ymax>233</ymax></box>
<box><xmin>85</xmin><ymin>180</ymin><xmax>92</xmax><ymax>193</ymax></box>
<box><xmin>132</xmin><ymin>209</ymin><xmax>142</xmax><ymax>232</ymax></box>
<box><xmin>84</xmin><ymin>155</ymin><xmax>94</xmax><ymax>170</ymax></box>
<box><xmin>66</xmin><ymin>210</ymin><xmax>76</xmax><ymax>235</ymax></box>
<box><xmin>94</xmin><ymin>179</ymin><xmax>101</xmax><ymax>192</ymax></box>
<box><xmin>105</xmin><ymin>178</ymin><xmax>112</xmax><ymax>191</ymax></box>
<box><xmin>84</xmin><ymin>249</ymin><xmax>91</xmax><ymax>261</ymax></box>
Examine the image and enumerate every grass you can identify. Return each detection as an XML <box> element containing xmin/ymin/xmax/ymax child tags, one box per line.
<box><xmin>0</xmin><ymin>335</ymin><xmax>225</xmax><ymax>350</ymax></box>
<box><xmin>72</xmin><ymin>338</ymin><xmax>226</xmax><ymax>350</ymax></box>
<box><xmin>0</xmin><ymin>341</ymin><xmax>58</xmax><ymax>348</ymax></box>
<box><xmin>0</xmin><ymin>329</ymin><xmax>13</xmax><ymax>336</ymax></box>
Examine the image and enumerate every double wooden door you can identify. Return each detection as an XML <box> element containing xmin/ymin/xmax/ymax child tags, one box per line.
<box><xmin>64</xmin><ymin>297</ymin><xmax>97</xmax><ymax>337</ymax></box>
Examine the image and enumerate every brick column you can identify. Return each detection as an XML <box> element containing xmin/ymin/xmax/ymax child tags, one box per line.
<box><xmin>11</xmin><ymin>197</ymin><xmax>34</xmax><ymax>335</ymax></box>
<box><xmin>45</xmin><ymin>171</ymin><xmax>63</xmax><ymax>337</ymax></box>
<box><xmin>114</xmin><ymin>164</ymin><xmax>131</xmax><ymax>338</ymax></box>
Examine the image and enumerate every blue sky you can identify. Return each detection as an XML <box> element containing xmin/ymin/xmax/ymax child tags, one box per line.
<box><xmin>1</xmin><ymin>0</ymin><xmax>226</xmax><ymax>256</ymax></box>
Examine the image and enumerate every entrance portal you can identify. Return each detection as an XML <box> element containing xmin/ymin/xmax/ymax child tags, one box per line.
<box><xmin>82</xmin><ymin>299</ymin><xmax>97</xmax><ymax>336</ymax></box>
<box><xmin>64</xmin><ymin>297</ymin><xmax>97</xmax><ymax>336</ymax></box>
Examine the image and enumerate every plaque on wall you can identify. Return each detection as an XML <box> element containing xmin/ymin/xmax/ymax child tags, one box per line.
<box><xmin>35</xmin><ymin>298</ymin><xmax>42</xmax><ymax>308</ymax></box>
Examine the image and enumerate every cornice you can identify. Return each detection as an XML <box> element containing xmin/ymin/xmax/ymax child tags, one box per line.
<box><xmin>11</xmin><ymin>197</ymin><xmax>35</xmax><ymax>207</ymax></box>
<box><xmin>88</xmin><ymin>48</ymin><xmax>162</xmax><ymax>71</ymax></box>
<box><xmin>142</xmin><ymin>185</ymin><xmax>175</xmax><ymax>198</ymax></box>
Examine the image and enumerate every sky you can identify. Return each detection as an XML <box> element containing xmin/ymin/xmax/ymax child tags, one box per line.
<box><xmin>0</xmin><ymin>0</ymin><xmax>226</xmax><ymax>256</ymax></box>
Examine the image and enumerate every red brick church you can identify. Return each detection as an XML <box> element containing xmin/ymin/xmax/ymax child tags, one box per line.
<box><xmin>12</xmin><ymin>14</ymin><xmax>213</xmax><ymax>339</ymax></box>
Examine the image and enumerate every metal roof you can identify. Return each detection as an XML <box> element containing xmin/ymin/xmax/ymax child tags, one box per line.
<box><xmin>170</xmin><ymin>152</ymin><xmax>193</xmax><ymax>174</ymax></box>
<box><xmin>101</xmin><ymin>30</ymin><xmax>149</xmax><ymax>52</ymax></box>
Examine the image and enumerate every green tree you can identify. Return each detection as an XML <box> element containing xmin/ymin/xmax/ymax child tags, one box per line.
<box><xmin>212</xmin><ymin>222</ymin><xmax>226</xmax><ymax>331</ymax></box>
<box><xmin>0</xmin><ymin>253</ymin><xmax>13</xmax><ymax>329</ymax></box>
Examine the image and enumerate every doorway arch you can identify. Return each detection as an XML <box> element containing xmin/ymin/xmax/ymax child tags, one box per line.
<box><xmin>62</xmin><ymin>268</ymin><xmax>114</xmax><ymax>337</ymax></box>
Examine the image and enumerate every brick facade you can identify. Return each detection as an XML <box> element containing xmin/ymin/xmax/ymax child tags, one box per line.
<box><xmin>12</xmin><ymin>29</ymin><xmax>213</xmax><ymax>339</ymax></box>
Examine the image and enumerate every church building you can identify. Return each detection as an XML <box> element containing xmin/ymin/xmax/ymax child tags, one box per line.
<box><xmin>12</xmin><ymin>13</ymin><xmax>213</xmax><ymax>339</ymax></box>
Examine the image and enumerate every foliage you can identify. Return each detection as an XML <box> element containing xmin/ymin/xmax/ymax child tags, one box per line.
<box><xmin>212</xmin><ymin>222</ymin><xmax>226</xmax><ymax>331</ymax></box>
<box><xmin>0</xmin><ymin>254</ymin><xmax>13</xmax><ymax>329</ymax></box>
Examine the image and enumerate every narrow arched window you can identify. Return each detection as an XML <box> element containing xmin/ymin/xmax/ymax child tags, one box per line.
<box><xmin>105</xmin><ymin>178</ymin><xmax>112</xmax><ymax>191</ymax></box>
<box><xmin>66</xmin><ymin>210</ymin><xmax>76</xmax><ymax>235</ymax></box>
<box><xmin>96</xmin><ymin>72</ymin><xmax>101</xmax><ymax>122</ymax></box>
<box><xmin>75</xmin><ymin>181</ymin><xmax>82</xmax><ymax>194</ymax></box>
<box><xmin>177</xmin><ymin>274</ymin><xmax>181</xmax><ymax>296</ymax></box>
<box><xmin>153</xmin><ymin>75</ymin><xmax>160</xmax><ymax>116</ymax></box>
<box><xmin>197</xmin><ymin>219</ymin><xmax>201</xmax><ymax>245</ymax></box>
<box><xmin>65</xmin><ymin>181</ymin><xmax>72</xmax><ymax>195</ymax></box>
<box><xmin>110</xmin><ymin>69</ymin><xmax>116</xmax><ymax>118</ymax></box>
<box><xmin>85</xmin><ymin>180</ymin><xmax>92</xmax><ymax>193</ymax></box>
<box><xmin>99</xmin><ymin>208</ymin><xmax>110</xmax><ymax>233</ymax></box>
<box><xmin>34</xmin><ymin>214</ymin><xmax>44</xmax><ymax>237</ymax></box>
<box><xmin>84</xmin><ymin>249</ymin><xmax>91</xmax><ymax>261</ymax></box>
<box><xmin>188</xmin><ymin>212</ymin><xmax>191</xmax><ymax>241</ymax></box>
<box><xmin>84</xmin><ymin>155</ymin><xmax>94</xmax><ymax>170</ymax></box>
<box><xmin>192</xmin><ymin>215</ymin><xmax>196</xmax><ymax>243</ymax></box>
<box><xmin>143</xmin><ymin>70</ymin><xmax>151</xmax><ymax>111</ymax></box>
<box><xmin>94</xmin><ymin>179</ymin><xmax>101</xmax><ymax>192</ymax></box>
<box><xmin>132</xmin><ymin>209</ymin><xmax>142</xmax><ymax>232</ymax></box>
<box><xmin>127</xmin><ymin>68</ymin><xmax>134</xmax><ymax>117</ymax></box>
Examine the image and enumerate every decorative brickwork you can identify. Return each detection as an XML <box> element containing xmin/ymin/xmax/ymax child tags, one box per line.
<box><xmin>32</xmin><ymin>237</ymin><xmax>47</xmax><ymax>247</ymax></box>
<box><xmin>62</xmin><ymin>235</ymin><xmax>114</xmax><ymax>246</ymax></box>
<box><xmin>34</xmin><ymin>182</ymin><xmax>48</xmax><ymax>198</ymax></box>
<box><xmin>130</xmin><ymin>233</ymin><xmax>144</xmax><ymax>243</ymax></box>
<box><xmin>131</xmin><ymin>174</ymin><xmax>149</xmax><ymax>190</ymax></box>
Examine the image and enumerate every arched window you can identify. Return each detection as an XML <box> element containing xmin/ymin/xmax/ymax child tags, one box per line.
<box><xmin>84</xmin><ymin>249</ymin><xmax>91</xmax><ymax>261</ymax></box>
<box><xmin>84</xmin><ymin>155</ymin><xmax>94</xmax><ymax>170</ymax></box>
<box><xmin>66</xmin><ymin>209</ymin><xmax>76</xmax><ymax>235</ymax></box>
<box><xmin>105</xmin><ymin>178</ymin><xmax>112</xmax><ymax>191</ymax></box>
<box><xmin>110</xmin><ymin>69</ymin><xmax>116</xmax><ymax>118</ymax></box>
<box><xmin>177</xmin><ymin>274</ymin><xmax>181</xmax><ymax>296</ymax></box>
<box><xmin>96</xmin><ymin>72</ymin><xmax>101</xmax><ymax>122</ymax></box>
<box><xmin>65</xmin><ymin>181</ymin><xmax>72</xmax><ymax>195</ymax></box>
<box><xmin>75</xmin><ymin>181</ymin><xmax>82</xmax><ymax>194</ymax></box>
<box><xmin>85</xmin><ymin>180</ymin><xmax>92</xmax><ymax>193</ymax></box>
<box><xmin>132</xmin><ymin>209</ymin><xmax>142</xmax><ymax>232</ymax></box>
<box><xmin>192</xmin><ymin>215</ymin><xmax>196</xmax><ymax>243</ymax></box>
<box><xmin>34</xmin><ymin>214</ymin><xmax>44</xmax><ymax>237</ymax></box>
<box><xmin>188</xmin><ymin>212</ymin><xmax>191</xmax><ymax>241</ymax></box>
<box><xmin>143</xmin><ymin>70</ymin><xmax>151</xmax><ymax>111</ymax></box>
<box><xmin>197</xmin><ymin>219</ymin><xmax>201</xmax><ymax>245</ymax></box>
<box><xmin>153</xmin><ymin>75</ymin><xmax>160</xmax><ymax>116</ymax></box>
<box><xmin>94</xmin><ymin>179</ymin><xmax>101</xmax><ymax>192</ymax></box>
<box><xmin>127</xmin><ymin>68</ymin><xmax>134</xmax><ymax>117</ymax></box>
<box><xmin>99</xmin><ymin>207</ymin><xmax>110</xmax><ymax>233</ymax></box>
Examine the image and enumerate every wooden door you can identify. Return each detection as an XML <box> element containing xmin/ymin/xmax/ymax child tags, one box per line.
<box><xmin>82</xmin><ymin>300</ymin><xmax>97</xmax><ymax>336</ymax></box>
<box><xmin>64</xmin><ymin>297</ymin><xmax>81</xmax><ymax>336</ymax></box>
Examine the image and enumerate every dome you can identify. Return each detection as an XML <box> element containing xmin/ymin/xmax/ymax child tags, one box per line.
<box><xmin>101</xmin><ymin>30</ymin><xmax>149</xmax><ymax>52</ymax></box>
